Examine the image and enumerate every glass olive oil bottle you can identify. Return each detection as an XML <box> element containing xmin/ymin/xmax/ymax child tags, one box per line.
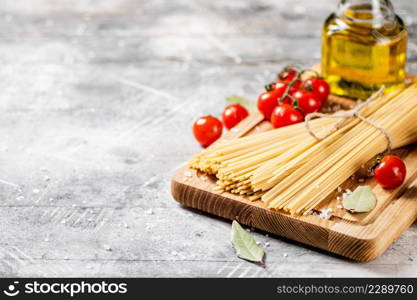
<box><xmin>322</xmin><ymin>0</ymin><xmax>407</xmax><ymax>99</ymax></box>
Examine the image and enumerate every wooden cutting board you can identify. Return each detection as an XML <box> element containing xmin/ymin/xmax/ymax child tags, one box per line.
<box><xmin>171</xmin><ymin>92</ymin><xmax>417</xmax><ymax>262</ymax></box>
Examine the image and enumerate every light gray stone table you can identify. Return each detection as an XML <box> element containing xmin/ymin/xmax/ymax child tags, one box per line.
<box><xmin>0</xmin><ymin>0</ymin><xmax>416</xmax><ymax>277</ymax></box>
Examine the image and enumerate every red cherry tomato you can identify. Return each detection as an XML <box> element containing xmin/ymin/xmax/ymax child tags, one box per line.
<box><xmin>274</xmin><ymin>82</ymin><xmax>294</xmax><ymax>105</ymax></box>
<box><xmin>289</xmin><ymin>79</ymin><xmax>302</xmax><ymax>91</ymax></box>
<box><xmin>374</xmin><ymin>155</ymin><xmax>407</xmax><ymax>189</ymax></box>
<box><xmin>258</xmin><ymin>79</ymin><xmax>302</xmax><ymax>120</ymax></box>
<box><xmin>257</xmin><ymin>90</ymin><xmax>277</xmax><ymax>120</ymax></box>
<box><xmin>278</xmin><ymin>68</ymin><xmax>298</xmax><ymax>83</ymax></box>
<box><xmin>270</xmin><ymin>104</ymin><xmax>304</xmax><ymax>129</ymax></box>
<box><xmin>302</xmin><ymin>77</ymin><xmax>330</xmax><ymax>103</ymax></box>
<box><xmin>257</xmin><ymin>86</ymin><xmax>287</xmax><ymax>120</ymax></box>
<box><xmin>278</xmin><ymin>68</ymin><xmax>302</xmax><ymax>90</ymax></box>
<box><xmin>292</xmin><ymin>90</ymin><xmax>322</xmax><ymax>115</ymax></box>
<box><xmin>193</xmin><ymin>116</ymin><xmax>223</xmax><ymax>147</ymax></box>
<box><xmin>222</xmin><ymin>104</ymin><xmax>249</xmax><ymax>130</ymax></box>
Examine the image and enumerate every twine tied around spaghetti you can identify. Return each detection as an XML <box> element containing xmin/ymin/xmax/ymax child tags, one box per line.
<box><xmin>304</xmin><ymin>86</ymin><xmax>393</xmax><ymax>153</ymax></box>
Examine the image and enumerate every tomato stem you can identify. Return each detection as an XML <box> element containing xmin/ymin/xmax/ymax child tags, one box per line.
<box><xmin>278</xmin><ymin>70</ymin><xmax>302</xmax><ymax>104</ymax></box>
<box><xmin>265</xmin><ymin>82</ymin><xmax>275</xmax><ymax>92</ymax></box>
<box><xmin>302</xmin><ymin>80</ymin><xmax>313</xmax><ymax>92</ymax></box>
<box><xmin>369</xmin><ymin>154</ymin><xmax>383</xmax><ymax>175</ymax></box>
<box><xmin>292</xmin><ymin>100</ymin><xmax>299</xmax><ymax>110</ymax></box>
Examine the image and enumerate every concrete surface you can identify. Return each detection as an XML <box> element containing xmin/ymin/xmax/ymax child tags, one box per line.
<box><xmin>0</xmin><ymin>0</ymin><xmax>416</xmax><ymax>277</ymax></box>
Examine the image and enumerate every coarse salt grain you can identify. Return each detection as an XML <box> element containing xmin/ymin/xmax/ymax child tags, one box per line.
<box><xmin>145</xmin><ymin>208</ymin><xmax>154</xmax><ymax>215</ymax></box>
<box><xmin>319</xmin><ymin>208</ymin><xmax>333</xmax><ymax>220</ymax></box>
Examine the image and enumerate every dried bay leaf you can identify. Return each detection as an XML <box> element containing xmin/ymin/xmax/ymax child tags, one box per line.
<box><xmin>225</xmin><ymin>95</ymin><xmax>256</xmax><ymax>112</ymax></box>
<box><xmin>231</xmin><ymin>221</ymin><xmax>265</xmax><ymax>263</ymax></box>
<box><xmin>343</xmin><ymin>185</ymin><xmax>377</xmax><ymax>213</ymax></box>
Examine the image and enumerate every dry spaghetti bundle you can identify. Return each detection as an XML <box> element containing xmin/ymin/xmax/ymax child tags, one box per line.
<box><xmin>190</xmin><ymin>82</ymin><xmax>417</xmax><ymax>215</ymax></box>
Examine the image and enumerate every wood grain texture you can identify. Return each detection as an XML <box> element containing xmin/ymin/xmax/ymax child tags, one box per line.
<box><xmin>172</xmin><ymin>109</ymin><xmax>417</xmax><ymax>261</ymax></box>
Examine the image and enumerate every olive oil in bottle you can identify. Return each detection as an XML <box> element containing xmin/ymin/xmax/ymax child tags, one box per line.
<box><xmin>321</xmin><ymin>0</ymin><xmax>407</xmax><ymax>99</ymax></box>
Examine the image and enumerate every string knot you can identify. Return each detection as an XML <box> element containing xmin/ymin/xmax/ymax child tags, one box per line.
<box><xmin>304</xmin><ymin>87</ymin><xmax>392</xmax><ymax>153</ymax></box>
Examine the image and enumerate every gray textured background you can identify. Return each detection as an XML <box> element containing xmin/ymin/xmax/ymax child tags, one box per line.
<box><xmin>0</xmin><ymin>0</ymin><xmax>416</xmax><ymax>277</ymax></box>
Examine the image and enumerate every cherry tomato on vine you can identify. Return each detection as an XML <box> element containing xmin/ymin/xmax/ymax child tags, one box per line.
<box><xmin>302</xmin><ymin>77</ymin><xmax>330</xmax><ymax>103</ymax></box>
<box><xmin>257</xmin><ymin>84</ymin><xmax>291</xmax><ymax>120</ymax></box>
<box><xmin>270</xmin><ymin>104</ymin><xmax>304</xmax><ymax>129</ymax></box>
<box><xmin>289</xmin><ymin>79</ymin><xmax>302</xmax><ymax>91</ymax></box>
<box><xmin>257</xmin><ymin>91</ymin><xmax>277</xmax><ymax>120</ymax></box>
<box><xmin>222</xmin><ymin>104</ymin><xmax>249</xmax><ymax>130</ymax></box>
<box><xmin>274</xmin><ymin>82</ymin><xmax>294</xmax><ymax>104</ymax></box>
<box><xmin>292</xmin><ymin>90</ymin><xmax>322</xmax><ymax>115</ymax></box>
<box><xmin>278</xmin><ymin>67</ymin><xmax>298</xmax><ymax>83</ymax></box>
<box><xmin>193</xmin><ymin>116</ymin><xmax>223</xmax><ymax>147</ymax></box>
<box><xmin>278</xmin><ymin>67</ymin><xmax>302</xmax><ymax>90</ymax></box>
<box><xmin>374</xmin><ymin>155</ymin><xmax>407</xmax><ymax>189</ymax></box>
